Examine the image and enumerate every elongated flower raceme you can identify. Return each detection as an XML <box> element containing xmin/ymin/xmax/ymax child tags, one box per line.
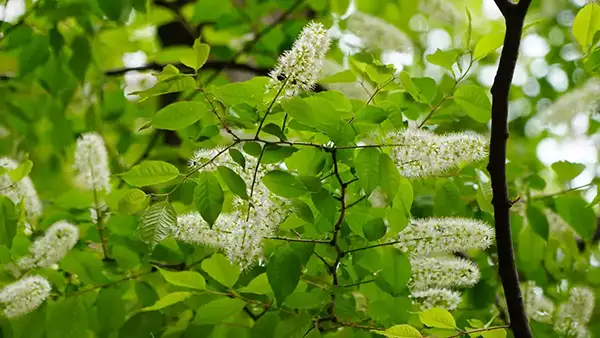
<box><xmin>0</xmin><ymin>276</ymin><xmax>51</xmax><ymax>318</ymax></box>
<box><xmin>74</xmin><ymin>132</ymin><xmax>111</xmax><ymax>192</ymax></box>
<box><xmin>346</xmin><ymin>12</ymin><xmax>412</xmax><ymax>53</ymax></box>
<box><xmin>395</xmin><ymin>217</ymin><xmax>494</xmax><ymax>256</ymax></box>
<box><xmin>540</xmin><ymin>78</ymin><xmax>600</xmax><ymax>125</ymax></box>
<box><xmin>387</xmin><ymin>129</ymin><xmax>488</xmax><ymax>179</ymax></box>
<box><xmin>554</xmin><ymin>286</ymin><xmax>595</xmax><ymax>337</ymax></box>
<box><xmin>521</xmin><ymin>281</ymin><xmax>555</xmax><ymax>324</ymax></box>
<box><xmin>409</xmin><ymin>256</ymin><xmax>480</xmax><ymax>291</ymax></box>
<box><xmin>17</xmin><ymin>220</ymin><xmax>79</xmax><ymax>270</ymax></box>
<box><xmin>267</xmin><ymin>21</ymin><xmax>331</xmax><ymax>98</ymax></box>
<box><xmin>411</xmin><ymin>288</ymin><xmax>462</xmax><ymax>311</ymax></box>
<box><xmin>0</xmin><ymin>158</ymin><xmax>43</xmax><ymax>220</ymax></box>
<box><xmin>173</xmin><ymin>148</ymin><xmax>292</xmax><ymax>269</ymax></box>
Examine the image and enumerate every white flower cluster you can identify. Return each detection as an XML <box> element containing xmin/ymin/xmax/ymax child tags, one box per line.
<box><xmin>0</xmin><ymin>275</ymin><xmax>51</xmax><ymax>319</ymax></box>
<box><xmin>522</xmin><ymin>281</ymin><xmax>555</xmax><ymax>324</ymax></box>
<box><xmin>174</xmin><ymin>148</ymin><xmax>291</xmax><ymax>269</ymax></box>
<box><xmin>419</xmin><ymin>0</ymin><xmax>462</xmax><ymax>26</ymax></box>
<box><xmin>267</xmin><ymin>21</ymin><xmax>331</xmax><ymax>98</ymax></box>
<box><xmin>540</xmin><ymin>78</ymin><xmax>600</xmax><ymax>125</ymax></box>
<box><xmin>74</xmin><ymin>132</ymin><xmax>111</xmax><ymax>192</ymax></box>
<box><xmin>397</xmin><ymin>217</ymin><xmax>494</xmax><ymax>311</ymax></box>
<box><xmin>346</xmin><ymin>12</ymin><xmax>413</xmax><ymax>53</ymax></box>
<box><xmin>387</xmin><ymin>129</ymin><xmax>488</xmax><ymax>179</ymax></box>
<box><xmin>17</xmin><ymin>220</ymin><xmax>79</xmax><ymax>270</ymax></box>
<box><xmin>554</xmin><ymin>287</ymin><xmax>595</xmax><ymax>338</ymax></box>
<box><xmin>395</xmin><ymin>217</ymin><xmax>494</xmax><ymax>256</ymax></box>
<box><xmin>0</xmin><ymin>157</ymin><xmax>43</xmax><ymax>220</ymax></box>
<box><xmin>409</xmin><ymin>256</ymin><xmax>480</xmax><ymax>290</ymax></box>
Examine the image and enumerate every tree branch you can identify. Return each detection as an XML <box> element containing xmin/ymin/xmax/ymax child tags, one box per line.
<box><xmin>486</xmin><ymin>1</ymin><xmax>533</xmax><ymax>337</ymax></box>
<box><xmin>104</xmin><ymin>61</ymin><xmax>270</xmax><ymax>77</ymax></box>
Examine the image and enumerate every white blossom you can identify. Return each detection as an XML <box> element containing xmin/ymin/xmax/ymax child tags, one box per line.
<box><xmin>540</xmin><ymin>78</ymin><xmax>600</xmax><ymax>125</ymax></box>
<box><xmin>409</xmin><ymin>256</ymin><xmax>480</xmax><ymax>291</ymax></box>
<box><xmin>176</xmin><ymin>148</ymin><xmax>292</xmax><ymax>269</ymax></box>
<box><xmin>411</xmin><ymin>288</ymin><xmax>461</xmax><ymax>311</ymax></box>
<box><xmin>0</xmin><ymin>157</ymin><xmax>43</xmax><ymax>219</ymax></box>
<box><xmin>17</xmin><ymin>220</ymin><xmax>79</xmax><ymax>270</ymax></box>
<box><xmin>74</xmin><ymin>132</ymin><xmax>111</xmax><ymax>192</ymax></box>
<box><xmin>522</xmin><ymin>281</ymin><xmax>555</xmax><ymax>324</ymax></box>
<box><xmin>554</xmin><ymin>286</ymin><xmax>595</xmax><ymax>336</ymax></box>
<box><xmin>387</xmin><ymin>129</ymin><xmax>488</xmax><ymax>178</ymax></box>
<box><xmin>268</xmin><ymin>21</ymin><xmax>331</xmax><ymax>98</ymax></box>
<box><xmin>0</xmin><ymin>276</ymin><xmax>51</xmax><ymax>318</ymax></box>
<box><xmin>346</xmin><ymin>12</ymin><xmax>413</xmax><ymax>53</ymax></box>
<box><xmin>395</xmin><ymin>217</ymin><xmax>494</xmax><ymax>256</ymax></box>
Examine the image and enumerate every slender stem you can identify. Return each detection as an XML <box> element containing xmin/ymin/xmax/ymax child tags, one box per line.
<box><xmin>348</xmin><ymin>77</ymin><xmax>396</xmax><ymax>124</ymax></box>
<box><xmin>328</xmin><ymin>149</ymin><xmax>347</xmax><ymax>319</ymax></box>
<box><xmin>447</xmin><ymin>325</ymin><xmax>510</xmax><ymax>338</ymax></box>
<box><xmin>418</xmin><ymin>54</ymin><xmax>473</xmax><ymax>128</ymax></box>
<box><xmin>64</xmin><ymin>270</ymin><xmax>154</xmax><ymax>298</ymax></box>
<box><xmin>531</xmin><ymin>183</ymin><xmax>593</xmax><ymax>200</ymax></box>
<box><xmin>487</xmin><ymin>1</ymin><xmax>533</xmax><ymax>337</ymax></box>
<box><xmin>200</xmin><ymin>88</ymin><xmax>240</xmax><ymax>141</ymax></box>
<box><xmin>346</xmin><ymin>195</ymin><xmax>367</xmax><ymax>209</ymax></box>
<box><xmin>255</xmin><ymin>80</ymin><xmax>288</xmax><ymax>139</ymax></box>
<box><xmin>340</xmin><ymin>279</ymin><xmax>377</xmax><ymax>288</ymax></box>
<box><xmin>344</xmin><ymin>240</ymin><xmax>402</xmax><ymax>254</ymax></box>
<box><xmin>265</xmin><ymin>236</ymin><xmax>331</xmax><ymax>244</ymax></box>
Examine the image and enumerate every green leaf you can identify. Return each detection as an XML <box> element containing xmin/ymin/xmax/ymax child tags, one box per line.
<box><xmin>262</xmin><ymin>170</ymin><xmax>308</xmax><ymax>198</ymax></box>
<box><xmin>482</xmin><ymin>329</ymin><xmax>507</xmax><ymax>338</ymax></box>
<box><xmin>473</xmin><ymin>29</ymin><xmax>505</xmax><ymax>60</ymax></box>
<box><xmin>572</xmin><ymin>3</ymin><xmax>600</xmax><ymax>52</ymax></box>
<box><xmin>118</xmin><ymin>189</ymin><xmax>148</xmax><ymax>215</ymax></box>
<box><xmin>273</xmin><ymin>314</ymin><xmax>313</xmax><ymax>338</ymax></box>
<box><xmin>69</xmin><ymin>35</ymin><xmax>91</xmax><ymax>82</ymax></box>
<box><xmin>46</xmin><ymin>297</ymin><xmax>89</xmax><ymax>338</ymax></box>
<box><xmin>551</xmin><ymin>161</ymin><xmax>586</xmax><ymax>182</ymax></box>
<box><xmin>180</xmin><ymin>39</ymin><xmax>210</xmax><ymax>71</ymax></box>
<box><xmin>354</xmin><ymin>105</ymin><xmax>389</xmax><ymax>124</ymax></box>
<box><xmin>319</xmin><ymin>69</ymin><xmax>357</xmax><ymax>84</ymax></box>
<box><xmin>193</xmin><ymin>298</ymin><xmax>246</xmax><ymax>324</ymax></box>
<box><xmin>201</xmin><ymin>253</ymin><xmax>241</xmax><ymax>288</ymax></box>
<box><xmin>453</xmin><ymin>85</ymin><xmax>491</xmax><ymax>123</ymax></box>
<box><xmin>463</xmin><ymin>8</ymin><xmax>472</xmax><ymax>49</ymax></box>
<box><xmin>217</xmin><ymin>166</ymin><xmax>248</xmax><ymax>199</ymax></box>
<box><xmin>355</xmin><ymin>148</ymin><xmax>380</xmax><ymax>194</ymax></box>
<box><xmin>267</xmin><ymin>246</ymin><xmax>301</xmax><ymax>306</ymax></box>
<box><xmin>139</xmin><ymin>201</ymin><xmax>176</xmax><ymax>249</ymax></box>
<box><xmin>555</xmin><ymin>195</ymin><xmax>596</xmax><ymax>241</ymax></box>
<box><xmin>363</xmin><ymin>218</ymin><xmax>387</xmax><ymax>241</ymax></box>
<box><xmin>194</xmin><ymin>171</ymin><xmax>224</xmax><ymax>226</ymax></box>
<box><xmin>379</xmin><ymin>153</ymin><xmax>404</xmax><ymax>202</ymax></box>
<box><xmin>239</xmin><ymin>273</ymin><xmax>272</xmax><ymax>294</ymax></box>
<box><xmin>0</xmin><ymin>197</ymin><xmax>17</xmax><ymax>249</ymax></box>
<box><xmin>141</xmin><ymin>292</ymin><xmax>193</xmax><ymax>311</ymax></box>
<box><xmin>152</xmin><ymin>101</ymin><xmax>209</xmax><ymax>130</ymax></box>
<box><xmin>372</xmin><ymin>324</ymin><xmax>422</xmax><ymax>338</ymax></box>
<box><xmin>419</xmin><ymin>308</ymin><xmax>457</xmax><ymax>329</ymax></box>
<box><xmin>377</xmin><ymin>247</ymin><xmax>411</xmax><ymax>296</ymax></box>
<box><xmin>119</xmin><ymin>161</ymin><xmax>180</xmax><ymax>187</ymax></box>
<box><xmin>426</xmin><ymin>49</ymin><xmax>462</xmax><ymax>71</ymax></box>
<box><xmin>158</xmin><ymin>268</ymin><xmax>206</xmax><ymax>290</ymax></box>
<box><xmin>212</xmin><ymin>77</ymin><xmax>269</xmax><ymax>107</ymax></box>
<box><xmin>7</xmin><ymin>159</ymin><xmax>33</xmax><ymax>182</ymax></box>
<box><xmin>229</xmin><ymin>149</ymin><xmax>246</xmax><ymax>168</ymax></box>
<box><xmin>526</xmin><ymin>205</ymin><xmax>549</xmax><ymax>240</ymax></box>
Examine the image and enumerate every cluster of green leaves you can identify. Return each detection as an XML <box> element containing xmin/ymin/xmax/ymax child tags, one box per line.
<box><xmin>1</xmin><ymin>0</ymin><xmax>600</xmax><ymax>337</ymax></box>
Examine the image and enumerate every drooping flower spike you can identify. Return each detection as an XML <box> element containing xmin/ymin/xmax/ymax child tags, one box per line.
<box><xmin>0</xmin><ymin>157</ymin><xmax>43</xmax><ymax>220</ymax></box>
<box><xmin>409</xmin><ymin>256</ymin><xmax>480</xmax><ymax>291</ymax></box>
<box><xmin>395</xmin><ymin>217</ymin><xmax>494</xmax><ymax>256</ymax></box>
<box><xmin>74</xmin><ymin>132</ymin><xmax>111</xmax><ymax>192</ymax></box>
<box><xmin>387</xmin><ymin>129</ymin><xmax>488</xmax><ymax>179</ymax></box>
<box><xmin>0</xmin><ymin>276</ymin><xmax>51</xmax><ymax>319</ymax></box>
<box><xmin>346</xmin><ymin>12</ymin><xmax>413</xmax><ymax>53</ymax></box>
<box><xmin>411</xmin><ymin>288</ymin><xmax>462</xmax><ymax>311</ymax></box>
<box><xmin>17</xmin><ymin>220</ymin><xmax>79</xmax><ymax>270</ymax></box>
<box><xmin>554</xmin><ymin>286</ymin><xmax>595</xmax><ymax>337</ymax></box>
<box><xmin>522</xmin><ymin>281</ymin><xmax>555</xmax><ymax>324</ymax></box>
<box><xmin>268</xmin><ymin>21</ymin><xmax>331</xmax><ymax>98</ymax></box>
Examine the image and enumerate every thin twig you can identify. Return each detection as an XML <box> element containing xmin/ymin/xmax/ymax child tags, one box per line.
<box><xmin>265</xmin><ymin>236</ymin><xmax>331</xmax><ymax>244</ymax></box>
<box><xmin>531</xmin><ymin>183</ymin><xmax>593</xmax><ymax>200</ymax></box>
<box><xmin>447</xmin><ymin>325</ymin><xmax>510</xmax><ymax>338</ymax></box>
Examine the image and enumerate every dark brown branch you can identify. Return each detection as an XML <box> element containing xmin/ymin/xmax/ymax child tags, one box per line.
<box><xmin>486</xmin><ymin>1</ymin><xmax>533</xmax><ymax>337</ymax></box>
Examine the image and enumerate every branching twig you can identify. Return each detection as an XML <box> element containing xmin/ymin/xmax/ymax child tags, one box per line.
<box><xmin>103</xmin><ymin>62</ymin><xmax>270</xmax><ymax>77</ymax></box>
<box><xmin>531</xmin><ymin>182</ymin><xmax>593</xmax><ymax>200</ymax></box>
<box><xmin>265</xmin><ymin>236</ymin><xmax>331</xmax><ymax>244</ymax></box>
<box><xmin>486</xmin><ymin>1</ymin><xmax>533</xmax><ymax>337</ymax></box>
